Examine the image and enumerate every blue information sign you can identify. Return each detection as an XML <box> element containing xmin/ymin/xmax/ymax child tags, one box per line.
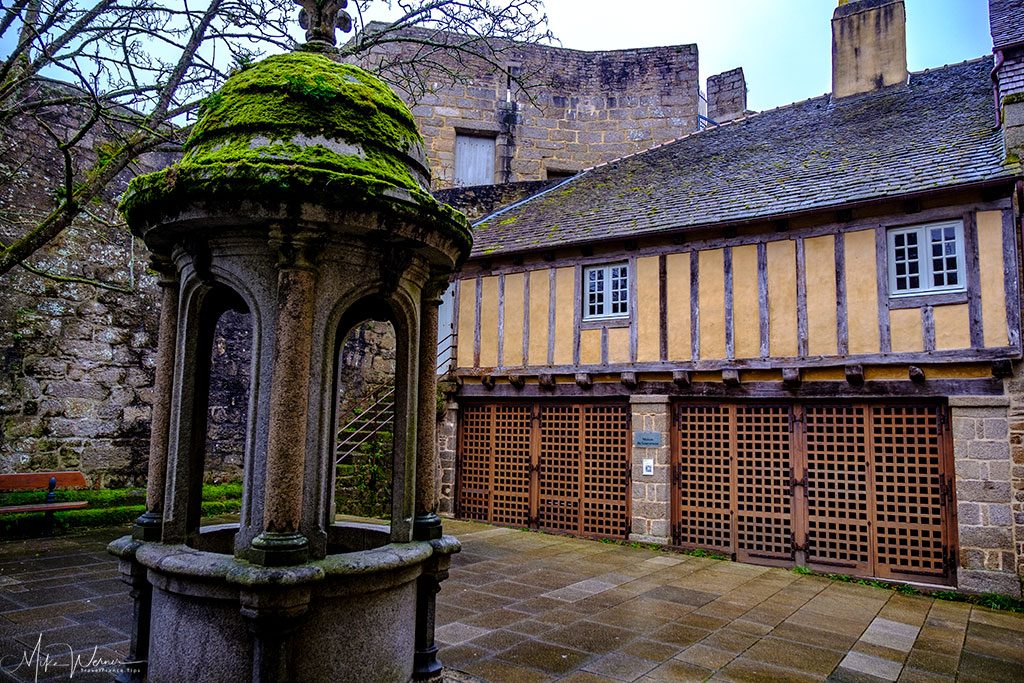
<box><xmin>634</xmin><ymin>431</ymin><xmax>662</xmax><ymax>447</ymax></box>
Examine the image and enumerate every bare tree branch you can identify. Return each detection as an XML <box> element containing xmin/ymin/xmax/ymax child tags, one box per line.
<box><xmin>0</xmin><ymin>0</ymin><xmax>552</xmax><ymax>281</ymax></box>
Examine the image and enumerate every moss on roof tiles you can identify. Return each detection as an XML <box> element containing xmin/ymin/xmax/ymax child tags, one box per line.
<box><xmin>472</xmin><ymin>58</ymin><xmax>1019</xmax><ymax>259</ymax></box>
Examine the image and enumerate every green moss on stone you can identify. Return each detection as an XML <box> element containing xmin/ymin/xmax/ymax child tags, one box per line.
<box><xmin>1003</xmin><ymin>93</ymin><xmax>1024</xmax><ymax>107</ymax></box>
<box><xmin>120</xmin><ymin>51</ymin><xmax>471</xmax><ymax>253</ymax></box>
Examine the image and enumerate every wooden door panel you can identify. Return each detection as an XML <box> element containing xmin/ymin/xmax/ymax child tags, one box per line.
<box><xmin>673</xmin><ymin>404</ymin><xmax>735</xmax><ymax>553</ymax></box>
<box><xmin>804</xmin><ymin>404</ymin><xmax>873</xmax><ymax>573</ymax></box>
<box><xmin>735</xmin><ymin>404</ymin><xmax>793</xmax><ymax>564</ymax></box>
<box><xmin>870</xmin><ymin>404</ymin><xmax>949</xmax><ymax>582</ymax></box>
<box><xmin>581</xmin><ymin>404</ymin><xmax>630</xmax><ymax>539</ymax></box>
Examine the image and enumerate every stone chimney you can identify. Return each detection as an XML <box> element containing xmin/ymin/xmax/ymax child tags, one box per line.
<box><xmin>990</xmin><ymin>0</ymin><xmax>1024</xmax><ymax>162</ymax></box>
<box><xmin>832</xmin><ymin>0</ymin><xmax>908</xmax><ymax>99</ymax></box>
<box><xmin>707</xmin><ymin>68</ymin><xmax>748</xmax><ymax>123</ymax></box>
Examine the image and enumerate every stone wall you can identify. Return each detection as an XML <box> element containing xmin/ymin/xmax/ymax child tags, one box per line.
<box><xmin>353</xmin><ymin>24</ymin><xmax>701</xmax><ymax>188</ymax></box>
<box><xmin>949</xmin><ymin>396</ymin><xmax>1019</xmax><ymax>596</ymax></box>
<box><xmin>706</xmin><ymin>68</ymin><xmax>748</xmax><ymax>123</ymax></box>
<box><xmin>1007</xmin><ymin>373</ymin><xmax>1024</xmax><ymax>576</ymax></box>
<box><xmin>437</xmin><ymin>399</ymin><xmax>459</xmax><ymax>516</ymax></box>
<box><xmin>0</xmin><ymin>104</ymin><xmax>166</xmax><ymax>487</ymax></box>
<box><xmin>434</xmin><ymin>180</ymin><xmax>559</xmax><ymax>222</ymax></box>
<box><xmin>628</xmin><ymin>395</ymin><xmax>672</xmax><ymax>544</ymax></box>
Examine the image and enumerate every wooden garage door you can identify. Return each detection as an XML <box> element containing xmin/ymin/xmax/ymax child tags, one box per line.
<box><xmin>457</xmin><ymin>402</ymin><xmax>630</xmax><ymax>540</ymax></box>
<box><xmin>672</xmin><ymin>401</ymin><xmax>954</xmax><ymax>584</ymax></box>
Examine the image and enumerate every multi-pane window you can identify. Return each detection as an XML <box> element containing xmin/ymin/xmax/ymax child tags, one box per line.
<box><xmin>888</xmin><ymin>221</ymin><xmax>965</xmax><ymax>296</ymax></box>
<box><xmin>584</xmin><ymin>263</ymin><xmax>629</xmax><ymax>320</ymax></box>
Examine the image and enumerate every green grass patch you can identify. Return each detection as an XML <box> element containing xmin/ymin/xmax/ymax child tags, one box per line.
<box><xmin>1</xmin><ymin>483</ymin><xmax>243</xmax><ymax>538</ymax></box>
<box><xmin>790</xmin><ymin>567</ymin><xmax>1024</xmax><ymax>613</ymax></box>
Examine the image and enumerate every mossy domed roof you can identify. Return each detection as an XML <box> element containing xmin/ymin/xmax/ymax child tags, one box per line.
<box><xmin>121</xmin><ymin>51</ymin><xmax>470</xmax><ymax>253</ymax></box>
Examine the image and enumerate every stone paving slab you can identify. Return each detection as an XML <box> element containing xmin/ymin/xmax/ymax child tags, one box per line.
<box><xmin>1</xmin><ymin>519</ymin><xmax>1023</xmax><ymax>682</ymax></box>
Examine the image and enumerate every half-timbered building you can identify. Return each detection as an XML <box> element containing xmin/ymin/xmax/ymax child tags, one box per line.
<box><xmin>439</xmin><ymin>0</ymin><xmax>1024</xmax><ymax>595</ymax></box>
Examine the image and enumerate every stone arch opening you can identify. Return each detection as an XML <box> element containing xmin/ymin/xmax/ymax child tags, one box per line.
<box><xmin>183</xmin><ymin>283</ymin><xmax>252</xmax><ymax>551</ymax></box>
<box><xmin>330</xmin><ymin>298</ymin><xmax>399</xmax><ymax>526</ymax></box>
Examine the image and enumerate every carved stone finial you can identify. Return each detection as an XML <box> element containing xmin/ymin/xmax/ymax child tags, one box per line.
<box><xmin>295</xmin><ymin>0</ymin><xmax>352</xmax><ymax>46</ymax></box>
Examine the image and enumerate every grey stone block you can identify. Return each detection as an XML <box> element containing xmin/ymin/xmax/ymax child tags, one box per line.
<box><xmin>959</xmin><ymin>525</ymin><xmax>1013</xmax><ymax>550</ymax></box>
<box><xmin>969</xmin><ymin>441</ymin><xmax>1010</xmax><ymax>461</ymax></box>
<box><xmin>958</xmin><ymin>568</ymin><xmax>1022</xmax><ymax>597</ymax></box>
<box><xmin>957</xmin><ymin>480</ymin><xmax>1012</xmax><ymax>504</ymax></box>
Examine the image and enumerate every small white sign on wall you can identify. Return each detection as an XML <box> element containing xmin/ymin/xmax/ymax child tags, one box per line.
<box><xmin>642</xmin><ymin>459</ymin><xmax>654</xmax><ymax>476</ymax></box>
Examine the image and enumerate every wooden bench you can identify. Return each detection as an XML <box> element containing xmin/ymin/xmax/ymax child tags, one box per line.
<box><xmin>0</xmin><ymin>472</ymin><xmax>89</xmax><ymax>536</ymax></box>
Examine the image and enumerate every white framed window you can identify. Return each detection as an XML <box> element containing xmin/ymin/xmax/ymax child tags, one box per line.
<box><xmin>887</xmin><ymin>221</ymin><xmax>966</xmax><ymax>297</ymax></box>
<box><xmin>584</xmin><ymin>263</ymin><xmax>629</xmax><ymax>320</ymax></box>
<box><xmin>454</xmin><ymin>133</ymin><xmax>495</xmax><ymax>186</ymax></box>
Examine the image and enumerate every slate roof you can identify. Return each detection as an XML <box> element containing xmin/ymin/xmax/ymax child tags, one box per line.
<box><xmin>471</xmin><ymin>58</ymin><xmax>1020</xmax><ymax>258</ymax></box>
<box><xmin>990</xmin><ymin>0</ymin><xmax>1024</xmax><ymax>49</ymax></box>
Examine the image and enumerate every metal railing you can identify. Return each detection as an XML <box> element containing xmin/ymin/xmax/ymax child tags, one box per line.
<box><xmin>335</xmin><ymin>329</ymin><xmax>456</xmax><ymax>465</ymax></box>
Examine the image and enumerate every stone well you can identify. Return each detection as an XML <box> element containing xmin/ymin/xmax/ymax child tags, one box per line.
<box><xmin>107</xmin><ymin>26</ymin><xmax>471</xmax><ymax>682</ymax></box>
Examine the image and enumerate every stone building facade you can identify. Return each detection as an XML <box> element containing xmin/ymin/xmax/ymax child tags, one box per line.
<box><xmin>352</xmin><ymin>23</ymin><xmax>718</xmax><ymax>188</ymax></box>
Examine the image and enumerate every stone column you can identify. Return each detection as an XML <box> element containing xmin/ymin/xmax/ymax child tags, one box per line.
<box><xmin>111</xmin><ymin>538</ymin><xmax>150</xmax><ymax>683</ymax></box>
<box><xmin>413</xmin><ymin>279</ymin><xmax>447</xmax><ymax>682</ymax></box>
<box><xmin>629</xmin><ymin>395</ymin><xmax>672</xmax><ymax>545</ymax></box>
<box><xmin>250</xmin><ymin>232</ymin><xmax>317</xmax><ymax>566</ymax></box>
<box><xmin>133</xmin><ymin>257</ymin><xmax>179</xmax><ymax>541</ymax></box>
<box><xmin>950</xmin><ymin>396</ymin><xmax>1020</xmax><ymax>597</ymax></box>
<box><xmin>414</xmin><ymin>278</ymin><xmax>448</xmax><ymax>541</ymax></box>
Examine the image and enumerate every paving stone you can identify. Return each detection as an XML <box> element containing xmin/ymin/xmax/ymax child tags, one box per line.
<box><xmin>542</xmin><ymin>621</ymin><xmax>634</xmax><ymax>654</ymax></box>
<box><xmin>581</xmin><ymin>652</ymin><xmax>659</xmax><ymax>682</ymax></box>
<box><xmin>715</xmin><ymin>656</ymin><xmax>822</xmax><ymax>683</ymax></box>
<box><xmin>437</xmin><ymin>622</ymin><xmax>493</xmax><ymax>646</ymax></box>
<box><xmin>649</xmin><ymin>622</ymin><xmax>711</xmax><ymax>648</ymax></box>
<box><xmin>496</xmin><ymin>640</ymin><xmax>592</xmax><ymax>675</ymax></box>
<box><xmin>462</xmin><ymin>608</ymin><xmax>527</xmax><ymax>630</ymax></box>
<box><xmin>642</xmin><ymin>658</ymin><xmax>715</xmax><ymax>682</ymax></box>
<box><xmin>896</xmin><ymin>669</ymin><xmax>954</xmax><ymax>683</ymax></box>
<box><xmin>480</xmin><ymin>581</ymin><xmax>546</xmax><ymax>601</ymax></box>
<box><xmin>837</xmin><ymin>651</ymin><xmax>904</xmax><ymax>682</ymax></box>
<box><xmin>642</xmin><ymin>585</ymin><xmax>718</xmax><ymax>607</ymax></box>
<box><xmin>618</xmin><ymin>638</ymin><xmax>681</xmax><ymax>663</ymax></box>
<box><xmin>963</xmin><ymin>621</ymin><xmax>1024</xmax><ymax>661</ymax></box>
<box><xmin>438</xmin><ymin>642</ymin><xmax>492</xmax><ymax>668</ymax></box>
<box><xmin>467</xmin><ymin>628</ymin><xmax>530</xmax><ymax>653</ymax></box>
<box><xmin>560</xmin><ymin>672</ymin><xmax>621</xmax><ymax>683</ymax></box>
<box><xmin>859</xmin><ymin>617</ymin><xmax>921</xmax><ymax>652</ymax></box>
<box><xmin>954</xmin><ymin>651</ymin><xmax>1024</xmax><ymax>682</ymax></box>
<box><xmin>696</xmin><ymin>627</ymin><xmax>758</xmax><ymax>655</ymax></box>
<box><xmin>902</xmin><ymin>649</ymin><xmax>959</xmax><ymax>676</ymax></box>
<box><xmin>769</xmin><ymin>621</ymin><xmax>860</xmax><ymax>651</ymax></box>
<box><xmin>742</xmin><ymin>637</ymin><xmax>847</xmax><ymax>676</ymax></box>
<box><xmin>462</xmin><ymin>657</ymin><xmax>556</xmax><ymax>683</ymax></box>
<box><xmin>674</xmin><ymin>643</ymin><xmax>736</xmax><ymax>670</ymax></box>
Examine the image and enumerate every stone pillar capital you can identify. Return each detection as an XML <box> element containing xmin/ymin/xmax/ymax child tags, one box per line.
<box><xmin>269</xmin><ymin>226</ymin><xmax>319</xmax><ymax>271</ymax></box>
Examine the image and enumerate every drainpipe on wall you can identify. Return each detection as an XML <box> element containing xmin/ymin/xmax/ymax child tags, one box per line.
<box><xmin>992</xmin><ymin>49</ymin><xmax>1005</xmax><ymax>127</ymax></box>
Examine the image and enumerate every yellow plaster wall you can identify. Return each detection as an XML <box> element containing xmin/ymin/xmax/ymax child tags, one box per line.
<box><xmin>636</xmin><ymin>256</ymin><xmax>661</xmax><ymax>362</ymax></box>
<box><xmin>478</xmin><ymin>276</ymin><xmax>500</xmax><ymax>366</ymax></box>
<box><xmin>503</xmin><ymin>273</ymin><xmax>525</xmax><ymax>367</ymax></box>
<box><xmin>699</xmin><ymin>249</ymin><xmax>726</xmax><ymax>359</ymax></box>
<box><xmin>553</xmin><ymin>267</ymin><xmax>575</xmax><ymax>365</ymax></box>
<box><xmin>580</xmin><ymin>328</ymin><xmax>602</xmax><ymax>365</ymax></box>
<box><xmin>457</xmin><ymin>278</ymin><xmax>477</xmax><ymax>368</ymax></box>
<box><xmin>890</xmin><ymin>307</ymin><xmax>923</xmax><ymax>353</ymax></box>
<box><xmin>732</xmin><ymin>245</ymin><xmax>760</xmax><ymax>359</ymax></box>
<box><xmin>844</xmin><ymin>230</ymin><xmax>880</xmax><ymax>355</ymax></box>
<box><xmin>527</xmin><ymin>269</ymin><xmax>550</xmax><ymax>366</ymax></box>
<box><xmin>608</xmin><ymin>327</ymin><xmax>630</xmax><ymax>364</ymax></box>
<box><xmin>977</xmin><ymin>211</ymin><xmax>1009</xmax><ymax>347</ymax></box>
<box><xmin>804</xmin><ymin>235</ymin><xmax>838</xmax><ymax>357</ymax></box>
<box><xmin>767</xmin><ymin>240</ymin><xmax>798</xmax><ymax>357</ymax></box>
<box><xmin>666</xmin><ymin>253</ymin><xmax>692</xmax><ymax>360</ymax></box>
<box><xmin>933</xmin><ymin>303</ymin><xmax>971</xmax><ymax>351</ymax></box>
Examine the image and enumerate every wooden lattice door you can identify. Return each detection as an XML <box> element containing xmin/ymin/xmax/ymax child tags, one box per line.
<box><xmin>671</xmin><ymin>400</ymin><xmax>954</xmax><ymax>584</ymax></box>
<box><xmin>456</xmin><ymin>401</ymin><xmax>630</xmax><ymax>540</ymax></box>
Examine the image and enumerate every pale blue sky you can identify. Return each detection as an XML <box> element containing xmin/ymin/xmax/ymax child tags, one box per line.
<box><xmin>540</xmin><ymin>0</ymin><xmax>994</xmax><ymax>111</ymax></box>
<box><xmin>2</xmin><ymin>1</ymin><xmax>995</xmax><ymax>113</ymax></box>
